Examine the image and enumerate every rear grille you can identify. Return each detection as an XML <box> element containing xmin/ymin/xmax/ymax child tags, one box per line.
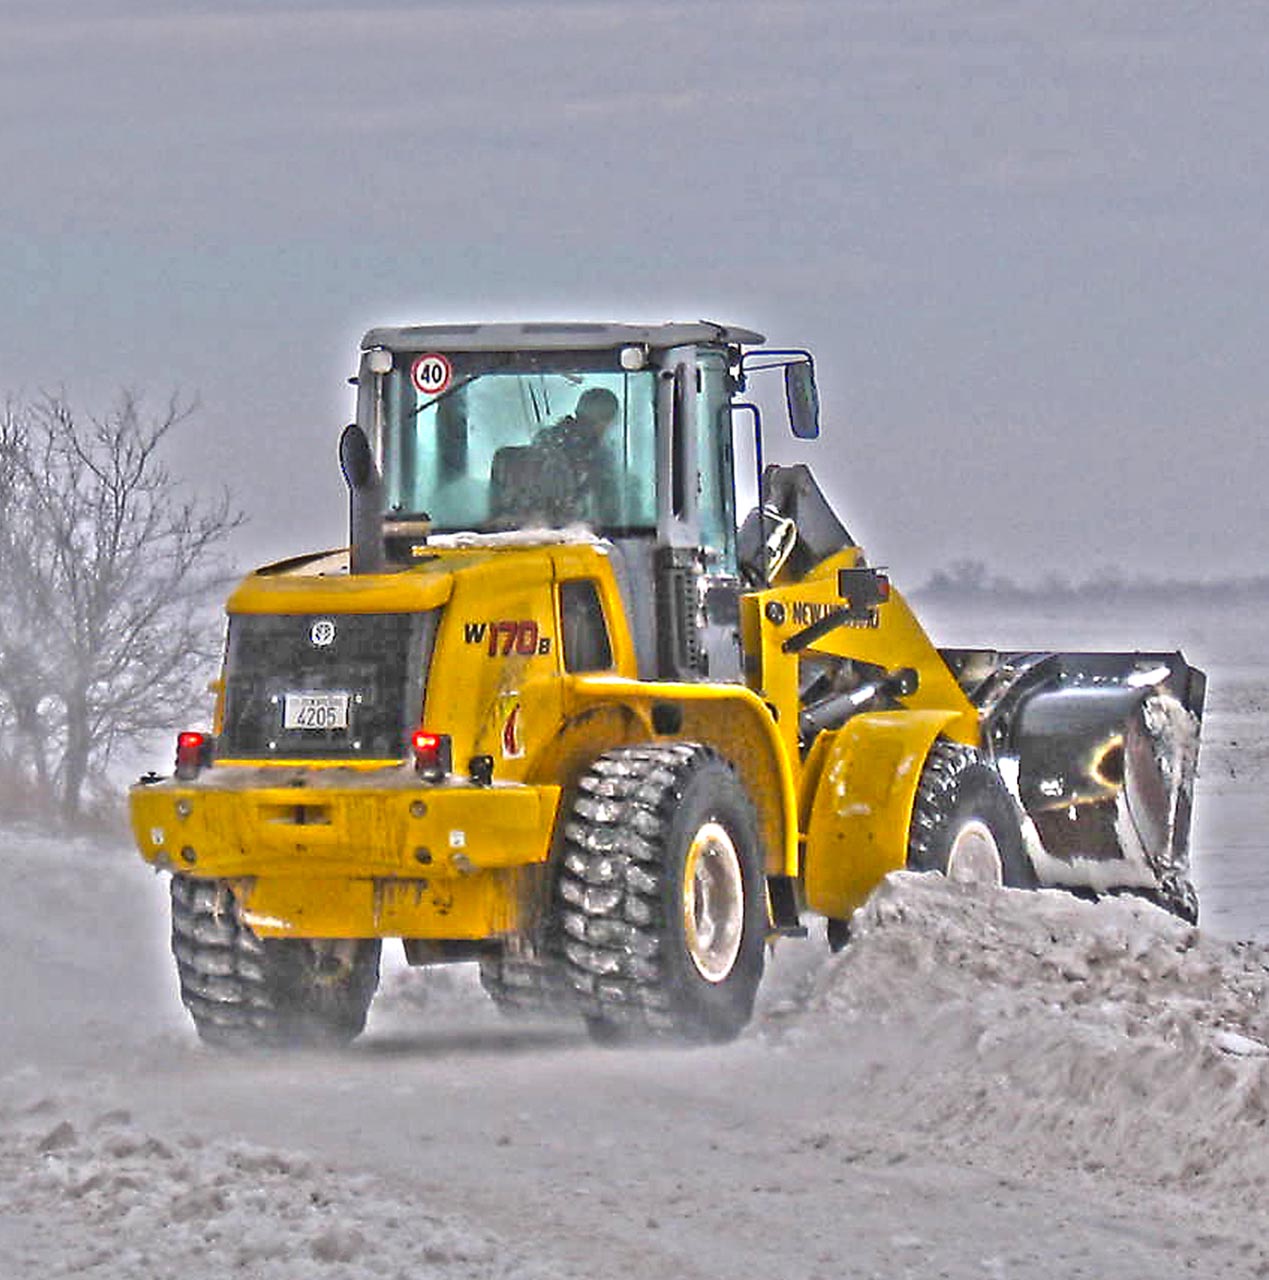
<box><xmin>219</xmin><ymin>611</ymin><xmax>437</xmax><ymax>759</ymax></box>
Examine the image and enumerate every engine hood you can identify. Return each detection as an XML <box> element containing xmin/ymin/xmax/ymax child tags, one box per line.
<box><xmin>226</xmin><ymin>535</ymin><xmax>615</xmax><ymax>617</ymax></box>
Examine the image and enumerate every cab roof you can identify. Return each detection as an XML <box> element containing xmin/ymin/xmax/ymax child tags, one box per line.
<box><xmin>360</xmin><ymin>321</ymin><xmax>766</xmax><ymax>353</ymax></box>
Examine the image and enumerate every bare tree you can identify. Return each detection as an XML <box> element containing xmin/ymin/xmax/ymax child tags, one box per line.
<box><xmin>0</xmin><ymin>391</ymin><xmax>241</xmax><ymax>825</ymax></box>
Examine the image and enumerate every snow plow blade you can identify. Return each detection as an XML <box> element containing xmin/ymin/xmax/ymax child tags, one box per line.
<box><xmin>942</xmin><ymin>649</ymin><xmax>1206</xmax><ymax>919</ymax></box>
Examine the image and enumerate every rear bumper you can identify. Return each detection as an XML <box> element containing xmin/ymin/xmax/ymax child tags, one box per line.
<box><xmin>129</xmin><ymin>766</ymin><xmax>561</xmax><ymax>938</ymax></box>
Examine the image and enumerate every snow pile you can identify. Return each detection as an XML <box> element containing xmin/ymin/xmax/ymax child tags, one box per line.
<box><xmin>0</xmin><ymin>1089</ymin><xmax>556</xmax><ymax>1280</ymax></box>
<box><xmin>770</xmin><ymin>872</ymin><xmax>1269</xmax><ymax>1206</ymax></box>
<box><xmin>427</xmin><ymin>525</ymin><xmax>603</xmax><ymax>550</ymax></box>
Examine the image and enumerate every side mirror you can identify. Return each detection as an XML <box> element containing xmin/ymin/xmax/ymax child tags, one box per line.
<box><xmin>785</xmin><ymin>361</ymin><xmax>820</xmax><ymax>439</ymax></box>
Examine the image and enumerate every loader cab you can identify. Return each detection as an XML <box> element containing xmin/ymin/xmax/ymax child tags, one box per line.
<box><xmin>351</xmin><ymin>322</ymin><xmax>814</xmax><ymax>681</ymax></box>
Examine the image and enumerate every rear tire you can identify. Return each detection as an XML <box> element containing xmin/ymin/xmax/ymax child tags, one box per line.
<box><xmin>907</xmin><ymin>742</ymin><xmax>1036</xmax><ymax>888</ymax></box>
<box><xmin>551</xmin><ymin>743</ymin><xmax>766</xmax><ymax>1044</ymax></box>
<box><xmin>169</xmin><ymin>876</ymin><xmax>381</xmax><ymax>1050</ymax></box>
<box><xmin>478</xmin><ymin>951</ymin><xmax>570</xmax><ymax>1018</ymax></box>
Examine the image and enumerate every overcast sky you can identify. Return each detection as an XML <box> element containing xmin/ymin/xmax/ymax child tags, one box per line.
<box><xmin>2</xmin><ymin>0</ymin><xmax>1267</xmax><ymax>586</ymax></box>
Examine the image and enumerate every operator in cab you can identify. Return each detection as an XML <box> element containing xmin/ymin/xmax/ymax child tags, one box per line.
<box><xmin>527</xmin><ymin>386</ymin><xmax>620</xmax><ymax>526</ymax></box>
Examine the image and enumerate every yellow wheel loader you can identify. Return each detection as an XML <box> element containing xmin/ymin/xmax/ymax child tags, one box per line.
<box><xmin>129</xmin><ymin>322</ymin><xmax>1205</xmax><ymax>1048</ymax></box>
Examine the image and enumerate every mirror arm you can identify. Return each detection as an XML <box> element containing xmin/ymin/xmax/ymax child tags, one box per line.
<box><xmin>732</xmin><ymin>402</ymin><xmax>767</xmax><ymax>587</ymax></box>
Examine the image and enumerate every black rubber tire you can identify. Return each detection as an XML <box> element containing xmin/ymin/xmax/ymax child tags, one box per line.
<box><xmin>551</xmin><ymin>743</ymin><xmax>766</xmax><ymax>1044</ymax></box>
<box><xmin>169</xmin><ymin>876</ymin><xmax>381</xmax><ymax>1050</ymax></box>
<box><xmin>907</xmin><ymin>741</ymin><xmax>1036</xmax><ymax>888</ymax></box>
<box><xmin>478</xmin><ymin>953</ymin><xmax>534</xmax><ymax>1017</ymax></box>
<box><xmin>477</xmin><ymin>952</ymin><xmax>572</xmax><ymax>1018</ymax></box>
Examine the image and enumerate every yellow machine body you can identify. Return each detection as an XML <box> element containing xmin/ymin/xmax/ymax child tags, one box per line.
<box><xmin>130</xmin><ymin>317</ymin><xmax>1204</xmax><ymax>1008</ymax></box>
<box><xmin>129</xmin><ymin>321</ymin><xmax>1205</xmax><ymax>1056</ymax></box>
<box><xmin>130</xmin><ymin>537</ymin><xmax>977</xmax><ymax>939</ymax></box>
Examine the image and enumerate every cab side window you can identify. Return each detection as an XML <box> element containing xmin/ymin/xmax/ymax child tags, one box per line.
<box><xmin>560</xmin><ymin>580</ymin><xmax>613</xmax><ymax>673</ymax></box>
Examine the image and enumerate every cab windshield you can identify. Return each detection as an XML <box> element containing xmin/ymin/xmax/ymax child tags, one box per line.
<box><xmin>381</xmin><ymin>350</ymin><xmax>658</xmax><ymax>535</ymax></box>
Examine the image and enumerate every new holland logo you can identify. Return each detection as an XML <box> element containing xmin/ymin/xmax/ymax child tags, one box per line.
<box><xmin>310</xmin><ymin>619</ymin><xmax>337</xmax><ymax>647</ymax></box>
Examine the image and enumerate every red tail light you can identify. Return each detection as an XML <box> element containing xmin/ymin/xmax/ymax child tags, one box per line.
<box><xmin>411</xmin><ymin>730</ymin><xmax>452</xmax><ymax>778</ymax></box>
<box><xmin>175</xmin><ymin>731</ymin><xmax>213</xmax><ymax>780</ymax></box>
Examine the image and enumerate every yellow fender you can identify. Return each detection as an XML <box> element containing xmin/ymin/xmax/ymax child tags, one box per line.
<box><xmin>553</xmin><ymin>676</ymin><xmax>799</xmax><ymax>879</ymax></box>
<box><xmin>803</xmin><ymin>709</ymin><xmax>960</xmax><ymax>919</ymax></box>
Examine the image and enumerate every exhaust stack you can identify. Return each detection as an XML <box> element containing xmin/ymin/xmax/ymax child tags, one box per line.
<box><xmin>338</xmin><ymin>424</ymin><xmax>385</xmax><ymax>575</ymax></box>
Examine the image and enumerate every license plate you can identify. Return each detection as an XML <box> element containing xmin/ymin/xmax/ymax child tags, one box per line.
<box><xmin>283</xmin><ymin>692</ymin><xmax>350</xmax><ymax>731</ymax></box>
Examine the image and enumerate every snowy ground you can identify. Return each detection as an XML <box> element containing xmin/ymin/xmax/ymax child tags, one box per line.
<box><xmin>1</xmin><ymin>596</ymin><xmax>1267</xmax><ymax>1279</ymax></box>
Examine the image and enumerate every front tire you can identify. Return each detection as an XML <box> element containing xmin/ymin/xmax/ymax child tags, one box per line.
<box><xmin>551</xmin><ymin>743</ymin><xmax>766</xmax><ymax>1044</ymax></box>
<box><xmin>170</xmin><ymin>876</ymin><xmax>381</xmax><ymax>1050</ymax></box>
<box><xmin>907</xmin><ymin>742</ymin><xmax>1036</xmax><ymax>888</ymax></box>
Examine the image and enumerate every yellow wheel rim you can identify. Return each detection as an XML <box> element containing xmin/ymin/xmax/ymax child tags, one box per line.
<box><xmin>682</xmin><ymin>821</ymin><xmax>745</xmax><ymax>983</ymax></box>
<box><xmin>946</xmin><ymin>818</ymin><xmax>1003</xmax><ymax>885</ymax></box>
